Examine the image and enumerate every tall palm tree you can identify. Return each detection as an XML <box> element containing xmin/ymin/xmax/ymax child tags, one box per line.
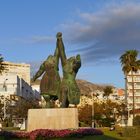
<box><xmin>120</xmin><ymin>50</ymin><xmax>140</xmax><ymax>124</ymax></box>
<box><xmin>0</xmin><ymin>54</ymin><xmax>5</xmax><ymax>74</ymax></box>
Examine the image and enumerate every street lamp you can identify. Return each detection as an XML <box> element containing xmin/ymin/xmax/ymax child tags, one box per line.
<box><xmin>91</xmin><ymin>91</ymin><xmax>96</xmax><ymax>128</ymax></box>
<box><xmin>3</xmin><ymin>78</ymin><xmax>8</xmax><ymax>120</ymax></box>
<box><xmin>124</xmin><ymin>77</ymin><xmax>128</xmax><ymax>126</ymax></box>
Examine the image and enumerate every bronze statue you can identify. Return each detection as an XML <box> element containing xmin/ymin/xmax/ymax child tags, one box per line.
<box><xmin>32</xmin><ymin>45</ymin><xmax>60</xmax><ymax>108</ymax></box>
<box><xmin>32</xmin><ymin>32</ymin><xmax>81</xmax><ymax>108</ymax></box>
<box><xmin>56</xmin><ymin>32</ymin><xmax>81</xmax><ymax>107</ymax></box>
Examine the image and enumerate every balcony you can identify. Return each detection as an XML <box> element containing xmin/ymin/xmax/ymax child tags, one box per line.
<box><xmin>128</xmin><ymin>93</ymin><xmax>140</xmax><ymax>96</ymax></box>
<box><xmin>127</xmin><ymin>80</ymin><xmax>140</xmax><ymax>82</ymax></box>
<box><xmin>127</xmin><ymin>86</ymin><xmax>140</xmax><ymax>89</ymax></box>
<box><xmin>127</xmin><ymin>76</ymin><xmax>140</xmax><ymax>82</ymax></box>
<box><xmin>128</xmin><ymin>98</ymin><xmax>140</xmax><ymax>103</ymax></box>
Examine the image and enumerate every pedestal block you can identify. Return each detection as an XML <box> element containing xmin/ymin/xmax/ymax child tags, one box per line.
<box><xmin>27</xmin><ymin>108</ymin><xmax>78</xmax><ymax>131</ymax></box>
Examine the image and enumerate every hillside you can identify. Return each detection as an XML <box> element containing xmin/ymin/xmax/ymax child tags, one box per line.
<box><xmin>76</xmin><ymin>79</ymin><xmax>106</xmax><ymax>96</ymax></box>
<box><xmin>31</xmin><ymin>79</ymin><xmax>106</xmax><ymax>96</ymax></box>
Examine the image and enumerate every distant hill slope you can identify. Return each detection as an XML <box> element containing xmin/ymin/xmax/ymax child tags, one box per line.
<box><xmin>31</xmin><ymin>79</ymin><xmax>107</xmax><ymax>96</ymax></box>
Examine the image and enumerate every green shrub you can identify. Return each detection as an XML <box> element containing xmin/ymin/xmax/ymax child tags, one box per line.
<box><xmin>101</xmin><ymin>118</ymin><xmax>115</xmax><ymax>127</ymax></box>
<box><xmin>79</xmin><ymin>121</ymin><xmax>89</xmax><ymax>127</ymax></box>
<box><xmin>134</xmin><ymin>115</ymin><xmax>140</xmax><ymax>126</ymax></box>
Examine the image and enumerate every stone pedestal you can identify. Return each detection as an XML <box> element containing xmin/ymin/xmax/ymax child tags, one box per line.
<box><xmin>27</xmin><ymin>108</ymin><xmax>78</xmax><ymax>131</ymax></box>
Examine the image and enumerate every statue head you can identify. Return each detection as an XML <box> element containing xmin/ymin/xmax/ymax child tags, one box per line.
<box><xmin>68</xmin><ymin>54</ymin><xmax>81</xmax><ymax>65</ymax></box>
<box><xmin>76</xmin><ymin>54</ymin><xmax>80</xmax><ymax>61</ymax></box>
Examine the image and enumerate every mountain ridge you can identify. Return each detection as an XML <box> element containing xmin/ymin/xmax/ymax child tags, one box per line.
<box><xmin>31</xmin><ymin>79</ymin><xmax>111</xmax><ymax>96</ymax></box>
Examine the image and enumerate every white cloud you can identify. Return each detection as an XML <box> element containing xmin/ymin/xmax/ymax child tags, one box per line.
<box><xmin>60</xmin><ymin>3</ymin><xmax>140</xmax><ymax>64</ymax></box>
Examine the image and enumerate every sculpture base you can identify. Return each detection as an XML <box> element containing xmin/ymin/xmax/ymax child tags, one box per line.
<box><xmin>27</xmin><ymin>108</ymin><xmax>78</xmax><ymax>131</ymax></box>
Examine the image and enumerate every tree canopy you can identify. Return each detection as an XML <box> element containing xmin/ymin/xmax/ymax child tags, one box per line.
<box><xmin>103</xmin><ymin>86</ymin><xmax>113</xmax><ymax>99</ymax></box>
<box><xmin>78</xmin><ymin>98</ymin><xmax>124</xmax><ymax>127</ymax></box>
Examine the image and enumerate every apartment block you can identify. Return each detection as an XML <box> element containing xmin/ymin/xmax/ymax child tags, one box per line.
<box><xmin>2</xmin><ymin>61</ymin><xmax>30</xmax><ymax>84</ymax></box>
<box><xmin>0</xmin><ymin>61</ymin><xmax>40</xmax><ymax>101</ymax></box>
<box><xmin>127</xmin><ymin>70</ymin><xmax>140</xmax><ymax>109</ymax></box>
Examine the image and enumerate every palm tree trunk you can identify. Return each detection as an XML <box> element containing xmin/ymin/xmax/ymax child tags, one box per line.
<box><xmin>124</xmin><ymin>75</ymin><xmax>127</xmax><ymax>105</ymax></box>
<box><xmin>124</xmin><ymin>75</ymin><xmax>128</xmax><ymax>126</ymax></box>
<box><xmin>131</xmin><ymin>70</ymin><xmax>135</xmax><ymax>125</ymax></box>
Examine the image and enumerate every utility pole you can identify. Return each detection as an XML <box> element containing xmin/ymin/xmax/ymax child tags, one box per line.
<box><xmin>124</xmin><ymin>77</ymin><xmax>128</xmax><ymax>126</ymax></box>
<box><xmin>3</xmin><ymin>79</ymin><xmax>8</xmax><ymax>120</ymax></box>
<box><xmin>92</xmin><ymin>92</ymin><xmax>94</xmax><ymax>128</ymax></box>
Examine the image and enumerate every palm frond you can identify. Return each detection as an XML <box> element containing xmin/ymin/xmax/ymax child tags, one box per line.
<box><xmin>0</xmin><ymin>54</ymin><xmax>5</xmax><ymax>74</ymax></box>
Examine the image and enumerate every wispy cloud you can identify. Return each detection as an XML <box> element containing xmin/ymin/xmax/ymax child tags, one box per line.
<box><xmin>13</xmin><ymin>36</ymin><xmax>55</xmax><ymax>44</ymax></box>
<box><xmin>60</xmin><ymin>3</ymin><xmax>140</xmax><ymax>64</ymax></box>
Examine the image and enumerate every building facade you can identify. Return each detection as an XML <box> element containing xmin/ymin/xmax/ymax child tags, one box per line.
<box><xmin>127</xmin><ymin>70</ymin><xmax>140</xmax><ymax>110</ymax></box>
<box><xmin>0</xmin><ymin>61</ymin><xmax>40</xmax><ymax>101</ymax></box>
<box><xmin>2</xmin><ymin>61</ymin><xmax>30</xmax><ymax>84</ymax></box>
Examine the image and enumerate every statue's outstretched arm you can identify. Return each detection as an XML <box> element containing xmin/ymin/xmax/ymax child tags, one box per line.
<box><xmin>54</xmin><ymin>45</ymin><xmax>59</xmax><ymax>70</ymax></box>
<box><xmin>56</xmin><ymin>32</ymin><xmax>67</xmax><ymax>67</ymax></box>
<box><xmin>32</xmin><ymin>62</ymin><xmax>45</xmax><ymax>81</ymax></box>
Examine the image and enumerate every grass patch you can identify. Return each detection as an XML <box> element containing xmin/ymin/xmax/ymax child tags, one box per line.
<box><xmin>101</xmin><ymin>127</ymin><xmax>140</xmax><ymax>140</ymax></box>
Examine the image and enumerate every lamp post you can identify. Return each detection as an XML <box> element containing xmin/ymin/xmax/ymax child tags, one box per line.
<box><xmin>3</xmin><ymin>79</ymin><xmax>8</xmax><ymax>120</ymax></box>
<box><xmin>92</xmin><ymin>92</ymin><xmax>94</xmax><ymax>128</ymax></box>
<box><xmin>124</xmin><ymin>77</ymin><xmax>129</xmax><ymax>126</ymax></box>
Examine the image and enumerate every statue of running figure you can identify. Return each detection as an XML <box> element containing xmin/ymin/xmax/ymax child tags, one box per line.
<box><xmin>56</xmin><ymin>32</ymin><xmax>81</xmax><ymax>107</ymax></box>
<box><xmin>32</xmin><ymin>45</ymin><xmax>60</xmax><ymax>108</ymax></box>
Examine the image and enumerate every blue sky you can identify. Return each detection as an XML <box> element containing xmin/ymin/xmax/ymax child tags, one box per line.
<box><xmin>1</xmin><ymin>0</ymin><xmax>140</xmax><ymax>88</ymax></box>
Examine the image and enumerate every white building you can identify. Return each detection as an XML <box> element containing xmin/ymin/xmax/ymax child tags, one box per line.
<box><xmin>0</xmin><ymin>61</ymin><xmax>40</xmax><ymax>101</ymax></box>
<box><xmin>31</xmin><ymin>80</ymin><xmax>40</xmax><ymax>92</ymax></box>
<box><xmin>91</xmin><ymin>88</ymin><xmax>125</xmax><ymax>103</ymax></box>
<box><xmin>109</xmin><ymin>88</ymin><xmax>125</xmax><ymax>102</ymax></box>
<box><xmin>0</xmin><ymin>74</ymin><xmax>40</xmax><ymax>101</ymax></box>
<box><xmin>127</xmin><ymin>70</ymin><xmax>140</xmax><ymax>110</ymax></box>
<box><xmin>2</xmin><ymin>61</ymin><xmax>30</xmax><ymax>84</ymax></box>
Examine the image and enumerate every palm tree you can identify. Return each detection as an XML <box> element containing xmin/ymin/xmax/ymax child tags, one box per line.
<box><xmin>103</xmin><ymin>86</ymin><xmax>113</xmax><ymax>100</ymax></box>
<box><xmin>0</xmin><ymin>54</ymin><xmax>5</xmax><ymax>74</ymax></box>
<box><xmin>120</xmin><ymin>50</ymin><xmax>140</xmax><ymax>124</ymax></box>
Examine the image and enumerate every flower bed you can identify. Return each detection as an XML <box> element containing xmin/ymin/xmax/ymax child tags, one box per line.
<box><xmin>0</xmin><ymin>128</ymin><xmax>103</xmax><ymax>140</ymax></box>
